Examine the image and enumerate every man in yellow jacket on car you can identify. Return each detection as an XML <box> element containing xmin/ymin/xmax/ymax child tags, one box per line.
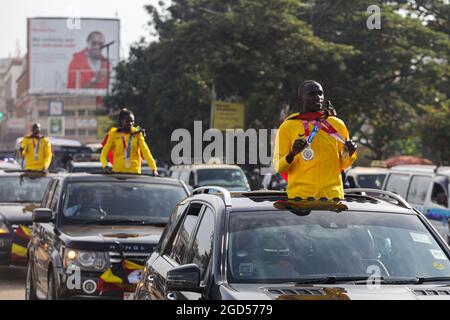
<box><xmin>20</xmin><ymin>123</ymin><xmax>52</xmax><ymax>172</ymax></box>
<box><xmin>273</xmin><ymin>80</ymin><xmax>357</xmax><ymax>199</ymax></box>
<box><xmin>100</xmin><ymin>109</ymin><xmax>158</xmax><ymax>175</ymax></box>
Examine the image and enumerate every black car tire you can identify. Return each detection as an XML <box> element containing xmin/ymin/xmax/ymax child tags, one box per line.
<box><xmin>47</xmin><ymin>271</ymin><xmax>57</xmax><ymax>300</ymax></box>
<box><xmin>25</xmin><ymin>260</ymin><xmax>38</xmax><ymax>300</ymax></box>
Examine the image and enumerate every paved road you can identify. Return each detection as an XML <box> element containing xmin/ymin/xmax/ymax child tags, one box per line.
<box><xmin>0</xmin><ymin>266</ymin><xmax>26</xmax><ymax>300</ymax></box>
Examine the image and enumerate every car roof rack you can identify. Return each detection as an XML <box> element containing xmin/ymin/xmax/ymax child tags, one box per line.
<box><xmin>2</xmin><ymin>169</ymin><xmax>65</xmax><ymax>174</ymax></box>
<box><xmin>192</xmin><ymin>186</ymin><xmax>232</xmax><ymax>207</ymax></box>
<box><xmin>240</xmin><ymin>191</ymin><xmax>288</xmax><ymax>202</ymax></box>
<box><xmin>344</xmin><ymin>188</ymin><xmax>412</xmax><ymax>209</ymax></box>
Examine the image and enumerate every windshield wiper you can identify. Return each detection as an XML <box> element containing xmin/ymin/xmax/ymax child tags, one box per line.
<box><xmin>78</xmin><ymin>219</ymin><xmax>166</xmax><ymax>226</ymax></box>
<box><xmin>294</xmin><ymin>276</ymin><xmax>370</xmax><ymax>284</ymax></box>
<box><xmin>416</xmin><ymin>277</ymin><xmax>450</xmax><ymax>284</ymax></box>
<box><xmin>295</xmin><ymin>276</ymin><xmax>422</xmax><ymax>285</ymax></box>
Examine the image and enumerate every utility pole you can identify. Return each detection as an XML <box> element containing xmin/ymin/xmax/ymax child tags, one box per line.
<box><xmin>101</xmin><ymin>40</ymin><xmax>115</xmax><ymax>95</ymax></box>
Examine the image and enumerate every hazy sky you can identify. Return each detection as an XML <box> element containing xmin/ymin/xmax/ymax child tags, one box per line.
<box><xmin>0</xmin><ymin>0</ymin><xmax>160</xmax><ymax>59</ymax></box>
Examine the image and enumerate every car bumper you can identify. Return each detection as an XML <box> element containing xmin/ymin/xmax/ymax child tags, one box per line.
<box><xmin>55</xmin><ymin>268</ymin><xmax>137</xmax><ymax>300</ymax></box>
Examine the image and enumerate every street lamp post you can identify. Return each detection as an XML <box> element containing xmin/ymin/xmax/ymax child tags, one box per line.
<box><xmin>101</xmin><ymin>40</ymin><xmax>115</xmax><ymax>95</ymax></box>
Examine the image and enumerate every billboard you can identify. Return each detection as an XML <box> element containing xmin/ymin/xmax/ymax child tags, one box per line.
<box><xmin>211</xmin><ymin>100</ymin><xmax>245</xmax><ymax>130</ymax></box>
<box><xmin>28</xmin><ymin>18</ymin><xmax>120</xmax><ymax>95</ymax></box>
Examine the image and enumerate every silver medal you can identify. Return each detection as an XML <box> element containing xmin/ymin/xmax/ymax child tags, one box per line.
<box><xmin>302</xmin><ymin>147</ymin><xmax>314</xmax><ymax>161</ymax></box>
<box><xmin>125</xmin><ymin>160</ymin><xmax>131</xmax><ymax>169</ymax></box>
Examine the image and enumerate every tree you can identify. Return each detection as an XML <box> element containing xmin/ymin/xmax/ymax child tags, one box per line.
<box><xmin>107</xmin><ymin>0</ymin><xmax>450</xmax><ymax>163</ymax></box>
<box><xmin>107</xmin><ymin>0</ymin><xmax>356</xmax><ymax>162</ymax></box>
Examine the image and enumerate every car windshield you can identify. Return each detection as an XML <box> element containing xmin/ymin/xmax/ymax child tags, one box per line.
<box><xmin>228</xmin><ymin>210</ymin><xmax>450</xmax><ymax>283</ymax></box>
<box><xmin>356</xmin><ymin>174</ymin><xmax>386</xmax><ymax>189</ymax></box>
<box><xmin>0</xmin><ymin>176</ymin><xmax>51</xmax><ymax>203</ymax></box>
<box><xmin>197</xmin><ymin>169</ymin><xmax>247</xmax><ymax>188</ymax></box>
<box><xmin>61</xmin><ymin>182</ymin><xmax>187</xmax><ymax>225</ymax></box>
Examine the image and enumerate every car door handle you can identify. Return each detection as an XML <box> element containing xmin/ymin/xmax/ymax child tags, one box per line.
<box><xmin>166</xmin><ymin>291</ymin><xmax>176</xmax><ymax>300</ymax></box>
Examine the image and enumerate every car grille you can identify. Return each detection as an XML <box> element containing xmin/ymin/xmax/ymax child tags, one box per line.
<box><xmin>264</xmin><ymin>287</ymin><xmax>326</xmax><ymax>296</ymax></box>
<box><xmin>412</xmin><ymin>289</ymin><xmax>450</xmax><ymax>296</ymax></box>
<box><xmin>108</xmin><ymin>251</ymin><xmax>152</xmax><ymax>265</ymax></box>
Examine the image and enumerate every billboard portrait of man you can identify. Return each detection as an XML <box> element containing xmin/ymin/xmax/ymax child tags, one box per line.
<box><xmin>67</xmin><ymin>31</ymin><xmax>110</xmax><ymax>89</ymax></box>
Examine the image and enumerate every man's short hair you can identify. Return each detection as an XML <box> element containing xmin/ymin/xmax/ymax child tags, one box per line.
<box><xmin>298</xmin><ymin>80</ymin><xmax>320</xmax><ymax>97</ymax></box>
<box><xmin>118</xmin><ymin>108</ymin><xmax>134</xmax><ymax>122</ymax></box>
<box><xmin>87</xmin><ymin>31</ymin><xmax>105</xmax><ymax>44</ymax></box>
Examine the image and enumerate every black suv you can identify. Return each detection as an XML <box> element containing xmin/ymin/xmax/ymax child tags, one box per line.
<box><xmin>135</xmin><ymin>187</ymin><xmax>450</xmax><ymax>300</ymax></box>
<box><xmin>26</xmin><ymin>173</ymin><xmax>189</xmax><ymax>300</ymax></box>
<box><xmin>0</xmin><ymin>170</ymin><xmax>52</xmax><ymax>266</ymax></box>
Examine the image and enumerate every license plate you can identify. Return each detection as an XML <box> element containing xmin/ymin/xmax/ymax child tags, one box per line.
<box><xmin>124</xmin><ymin>292</ymin><xmax>135</xmax><ymax>300</ymax></box>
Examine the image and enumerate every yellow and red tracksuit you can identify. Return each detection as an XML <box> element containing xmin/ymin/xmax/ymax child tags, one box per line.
<box><xmin>100</xmin><ymin>127</ymin><xmax>157</xmax><ymax>174</ymax></box>
<box><xmin>273</xmin><ymin>113</ymin><xmax>357</xmax><ymax>199</ymax></box>
<box><xmin>20</xmin><ymin>135</ymin><xmax>52</xmax><ymax>171</ymax></box>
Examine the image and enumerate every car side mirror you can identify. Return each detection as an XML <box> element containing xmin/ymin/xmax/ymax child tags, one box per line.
<box><xmin>32</xmin><ymin>208</ymin><xmax>54</xmax><ymax>223</ymax></box>
<box><xmin>166</xmin><ymin>263</ymin><xmax>203</xmax><ymax>293</ymax></box>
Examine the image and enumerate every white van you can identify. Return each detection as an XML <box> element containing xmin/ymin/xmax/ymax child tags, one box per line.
<box><xmin>382</xmin><ymin>165</ymin><xmax>450</xmax><ymax>244</ymax></box>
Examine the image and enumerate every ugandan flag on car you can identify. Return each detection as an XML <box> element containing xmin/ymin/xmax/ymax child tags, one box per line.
<box><xmin>10</xmin><ymin>225</ymin><xmax>32</xmax><ymax>265</ymax></box>
<box><xmin>97</xmin><ymin>259</ymin><xmax>145</xmax><ymax>293</ymax></box>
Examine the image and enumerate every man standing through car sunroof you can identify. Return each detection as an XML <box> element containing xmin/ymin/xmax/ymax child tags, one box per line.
<box><xmin>20</xmin><ymin>123</ymin><xmax>53</xmax><ymax>172</ymax></box>
<box><xmin>100</xmin><ymin>108</ymin><xmax>158</xmax><ymax>175</ymax></box>
<box><xmin>273</xmin><ymin>80</ymin><xmax>357</xmax><ymax>199</ymax></box>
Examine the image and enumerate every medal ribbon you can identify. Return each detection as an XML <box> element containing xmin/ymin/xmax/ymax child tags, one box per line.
<box><xmin>121</xmin><ymin>133</ymin><xmax>133</xmax><ymax>161</ymax></box>
<box><xmin>302</xmin><ymin>121</ymin><xmax>320</xmax><ymax>144</ymax></box>
<box><xmin>317</xmin><ymin>119</ymin><xmax>346</xmax><ymax>144</ymax></box>
<box><xmin>32</xmin><ymin>137</ymin><xmax>41</xmax><ymax>160</ymax></box>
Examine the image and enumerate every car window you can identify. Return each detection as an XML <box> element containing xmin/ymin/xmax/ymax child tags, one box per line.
<box><xmin>158</xmin><ymin>203</ymin><xmax>189</xmax><ymax>253</ymax></box>
<box><xmin>168</xmin><ymin>205</ymin><xmax>202</xmax><ymax>264</ymax></box>
<box><xmin>60</xmin><ymin>182</ymin><xmax>187</xmax><ymax>225</ymax></box>
<box><xmin>384</xmin><ymin>173</ymin><xmax>410</xmax><ymax>198</ymax></box>
<box><xmin>227</xmin><ymin>210</ymin><xmax>450</xmax><ymax>283</ymax></box>
<box><xmin>0</xmin><ymin>175</ymin><xmax>51</xmax><ymax>203</ymax></box>
<box><xmin>407</xmin><ymin>175</ymin><xmax>432</xmax><ymax>205</ymax></box>
<box><xmin>41</xmin><ymin>180</ymin><xmax>55</xmax><ymax>207</ymax></box>
<box><xmin>431</xmin><ymin>183</ymin><xmax>448</xmax><ymax>208</ymax></box>
<box><xmin>356</xmin><ymin>174</ymin><xmax>386</xmax><ymax>189</ymax></box>
<box><xmin>186</xmin><ymin>207</ymin><xmax>215</xmax><ymax>279</ymax></box>
<box><xmin>49</xmin><ymin>182</ymin><xmax>61</xmax><ymax>212</ymax></box>
<box><xmin>196</xmin><ymin>168</ymin><xmax>248</xmax><ymax>189</ymax></box>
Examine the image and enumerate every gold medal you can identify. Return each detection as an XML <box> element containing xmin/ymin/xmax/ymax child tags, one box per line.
<box><xmin>125</xmin><ymin>160</ymin><xmax>131</xmax><ymax>169</ymax></box>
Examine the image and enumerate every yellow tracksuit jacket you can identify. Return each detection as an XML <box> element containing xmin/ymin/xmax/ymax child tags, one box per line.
<box><xmin>273</xmin><ymin>113</ymin><xmax>357</xmax><ymax>199</ymax></box>
<box><xmin>20</xmin><ymin>136</ymin><xmax>52</xmax><ymax>171</ymax></box>
<box><xmin>100</xmin><ymin>127</ymin><xmax>157</xmax><ymax>174</ymax></box>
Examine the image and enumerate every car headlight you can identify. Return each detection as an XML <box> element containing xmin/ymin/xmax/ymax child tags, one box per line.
<box><xmin>0</xmin><ymin>221</ymin><xmax>10</xmax><ymax>235</ymax></box>
<box><xmin>64</xmin><ymin>249</ymin><xmax>110</xmax><ymax>271</ymax></box>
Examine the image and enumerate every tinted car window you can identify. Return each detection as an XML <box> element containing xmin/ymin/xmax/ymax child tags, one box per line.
<box><xmin>158</xmin><ymin>203</ymin><xmax>189</xmax><ymax>253</ymax></box>
<box><xmin>197</xmin><ymin>169</ymin><xmax>248</xmax><ymax>189</ymax></box>
<box><xmin>0</xmin><ymin>176</ymin><xmax>51</xmax><ymax>203</ymax></box>
<box><xmin>431</xmin><ymin>183</ymin><xmax>448</xmax><ymax>208</ymax></box>
<box><xmin>187</xmin><ymin>207</ymin><xmax>215</xmax><ymax>279</ymax></box>
<box><xmin>228</xmin><ymin>210</ymin><xmax>450</xmax><ymax>283</ymax></box>
<box><xmin>170</xmin><ymin>211</ymin><xmax>200</xmax><ymax>264</ymax></box>
<box><xmin>356</xmin><ymin>174</ymin><xmax>386</xmax><ymax>189</ymax></box>
<box><xmin>407</xmin><ymin>175</ymin><xmax>432</xmax><ymax>204</ymax></box>
<box><xmin>61</xmin><ymin>182</ymin><xmax>187</xmax><ymax>224</ymax></box>
<box><xmin>385</xmin><ymin>174</ymin><xmax>410</xmax><ymax>198</ymax></box>
<box><xmin>49</xmin><ymin>182</ymin><xmax>61</xmax><ymax>212</ymax></box>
